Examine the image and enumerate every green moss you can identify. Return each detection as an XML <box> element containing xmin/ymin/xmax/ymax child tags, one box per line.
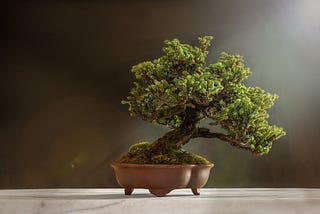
<box><xmin>116</xmin><ymin>142</ymin><xmax>212</xmax><ymax>165</ymax></box>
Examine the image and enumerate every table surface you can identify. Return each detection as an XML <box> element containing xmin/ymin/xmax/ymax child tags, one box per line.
<box><xmin>0</xmin><ymin>188</ymin><xmax>320</xmax><ymax>214</ymax></box>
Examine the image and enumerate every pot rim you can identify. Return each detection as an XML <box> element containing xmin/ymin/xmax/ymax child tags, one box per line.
<box><xmin>111</xmin><ymin>162</ymin><xmax>214</xmax><ymax>169</ymax></box>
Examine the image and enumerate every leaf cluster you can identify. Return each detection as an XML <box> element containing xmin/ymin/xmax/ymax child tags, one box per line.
<box><xmin>122</xmin><ymin>36</ymin><xmax>285</xmax><ymax>155</ymax></box>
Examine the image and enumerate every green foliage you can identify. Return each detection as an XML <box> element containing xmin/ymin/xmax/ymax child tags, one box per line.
<box><xmin>116</xmin><ymin>142</ymin><xmax>211</xmax><ymax>165</ymax></box>
<box><xmin>122</xmin><ymin>36</ymin><xmax>216</xmax><ymax>128</ymax></box>
<box><xmin>210</xmin><ymin>85</ymin><xmax>284</xmax><ymax>154</ymax></box>
<box><xmin>122</xmin><ymin>36</ymin><xmax>285</xmax><ymax>156</ymax></box>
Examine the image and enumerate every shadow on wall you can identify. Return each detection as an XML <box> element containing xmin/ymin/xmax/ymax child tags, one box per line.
<box><xmin>1</xmin><ymin>70</ymin><xmax>139</xmax><ymax>187</ymax></box>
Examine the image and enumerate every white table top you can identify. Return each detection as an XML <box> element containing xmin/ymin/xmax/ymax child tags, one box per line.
<box><xmin>0</xmin><ymin>188</ymin><xmax>319</xmax><ymax>214</ymax></box>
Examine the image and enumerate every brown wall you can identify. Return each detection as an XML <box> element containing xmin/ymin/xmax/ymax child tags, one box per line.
<box><xmin>1</xmin><ymin>0</ymin><xmax>320</xmax><ymax>188</ymax></box>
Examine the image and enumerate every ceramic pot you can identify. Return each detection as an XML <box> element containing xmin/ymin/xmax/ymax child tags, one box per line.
<box><xmin>111</xmin><ymin>163</ymin><xmax>213</xmax><ymax>197</ymax></box>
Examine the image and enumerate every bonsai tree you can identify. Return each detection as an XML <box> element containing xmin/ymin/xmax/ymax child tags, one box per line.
<box><xmin>119</xmin><ymin>36</ymin><xmax>285</xmax><ymax>164</ymax></box>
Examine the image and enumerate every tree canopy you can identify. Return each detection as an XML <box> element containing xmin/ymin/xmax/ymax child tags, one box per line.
<box><xmin>122</xmin><ymin>36</ymin><xmax>285</xmax><ymax>155</ymax></box>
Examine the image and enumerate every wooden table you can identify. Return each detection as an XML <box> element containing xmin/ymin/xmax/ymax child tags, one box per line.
<box><xmin>1</xmin><ymin>188</ymin><xmax>319</xmax><ymax>213</ymax></box>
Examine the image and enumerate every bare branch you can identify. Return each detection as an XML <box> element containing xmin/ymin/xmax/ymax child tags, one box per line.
<box><xmin>209</xmin><ymin>121</ymin><xmax>219</xmax><ymax>126</ymax></box>
<box><xmin>193</xmin><ymin>127</ymin><xmax>253</xmax><ymax>152</ymax></box>
<box><xmin>158</xmin><ymin>108</ymin><xmax>184</xmax><ymax>120</ymax></box>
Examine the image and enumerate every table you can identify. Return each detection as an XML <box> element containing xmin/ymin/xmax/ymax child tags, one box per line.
<box><xmin>0</xmin><ymin>188</ymin><xmax>319</xmax><ymax>213</ymax></box>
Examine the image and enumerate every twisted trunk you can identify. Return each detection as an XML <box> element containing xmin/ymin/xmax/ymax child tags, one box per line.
<box><xmin>149</xmin><ymin>108</ymin><xmax>200</xmax><ymax>154</ymax></box>
<box><xmin>148</xmin><ymin>110</ymin><xmax>253</xmax><ymax>155</ymax></box>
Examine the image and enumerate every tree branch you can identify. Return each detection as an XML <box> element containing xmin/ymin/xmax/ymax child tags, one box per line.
<box><xmin>208</xmin><ymin>121</ymin><xmax>219</xmax><ymax>126</ymax></box>
<box><xmin>193</xmin><ymin>127</ymin><xmax>252</xmax><ymax>152</ymax></box>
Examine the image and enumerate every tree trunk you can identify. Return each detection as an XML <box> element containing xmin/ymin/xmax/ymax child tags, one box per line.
<box><xmin>149</xmin><ymin>108</ymin><xmax>200</xmax><ymax>154</ymax></box>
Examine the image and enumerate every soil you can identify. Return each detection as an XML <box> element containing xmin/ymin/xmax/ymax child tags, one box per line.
<box><xmin>115</xmin><ymin>142</ymin><xmax>211</xmax><ymax>165</ymax></box>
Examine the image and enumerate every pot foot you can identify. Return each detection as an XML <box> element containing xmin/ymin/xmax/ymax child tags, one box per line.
<box><xmin>124</xmin><ymin>188</ymin><xmax>134</xmax><ymax>195</ymax></box>
<box><xmin>191</xmin><ymin>188</ymin><xmax>200</xmax><ymax>195</ymax></box>
<box><xmin>149</xmin><ymin>188</ymin><xmax>172</xmax><ymax>197</ymax></box>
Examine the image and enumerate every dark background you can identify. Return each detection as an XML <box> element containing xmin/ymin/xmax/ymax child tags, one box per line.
<box><xmin>1</xmin><ymin>0</ymin><xmax>320</xmax><ymax>188</ymax></box>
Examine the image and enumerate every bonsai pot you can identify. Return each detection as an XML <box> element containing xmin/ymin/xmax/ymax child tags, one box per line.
<box><xmin>111</xmin><ymin>163</ymin><xmax>213</xmax><ymax>197</ymax></box>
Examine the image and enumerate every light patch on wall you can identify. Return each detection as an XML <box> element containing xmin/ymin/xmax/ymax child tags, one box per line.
<box><xmin>280</xmin><ymin>0</ymin><xmax>320</xmax><ymax>44</ymax></box>
<box><xmin>69</xmin><ymin>152</ymin><xmax>88</xmax><ymax>169</ymax></box>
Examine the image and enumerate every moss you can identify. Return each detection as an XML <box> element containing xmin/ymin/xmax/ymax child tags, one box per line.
<box><xmin>116</xmin><ymin>142</ymin><xmax>211</xmax><ymax>165</ymax></box>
